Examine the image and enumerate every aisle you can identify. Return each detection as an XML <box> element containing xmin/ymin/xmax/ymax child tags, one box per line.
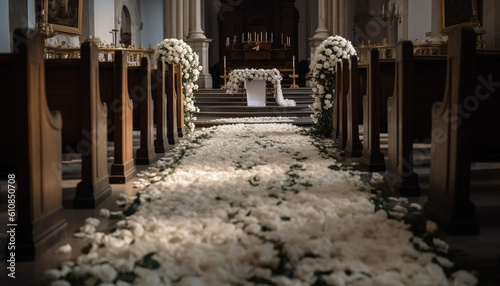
<box><xmin>42</xmin><ymin>124</ymin><xmax>477</xmax><ymax>285</ymax></box>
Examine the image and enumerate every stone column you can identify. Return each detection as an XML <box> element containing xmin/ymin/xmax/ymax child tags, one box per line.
<box><xmin>183</xmin><ymin>0</ymin><xmax>190</xmax><ymax>39</ymax></box>
<box><xmin>314</xmin><ymin>0</ymin><xmax>330</xmax><ymax>39</ymax></box>
<box><xmin>166</xmin><ymin>0</ymin><xmax>177</xmax><ymax>38</ymax></box>
<box><xmin>309</xmin><ymin>0</ymin><xmax>330</xmax><ymax>62</ymax></box>
<box><xmin>176</xmin><ymin>0</ymin><xmax>183</xmax><ymax>39</ymax></box>
<box><xmin>185</xmin><ymin>0</ymin><xmax>212</xmax><ymax>88</ymax></box>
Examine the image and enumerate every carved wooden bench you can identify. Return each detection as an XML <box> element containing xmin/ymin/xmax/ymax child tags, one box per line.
<box><xmin>425</xmin><ymin>27</ymin><xmax>500</xmax><ymax>235</ymax></box>
<box><xmin>45</xmin><ymin>41</ymin><xmax>111</xmax><ymax>208</ymax></box>
<box><xmin>0</xmin><ymin>29</ymin><xmax>67</xmax><ymax>260</ymax></box>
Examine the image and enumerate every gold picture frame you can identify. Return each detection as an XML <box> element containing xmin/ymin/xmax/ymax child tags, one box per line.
<box><xmin>44</xmin><ymin>0</ymin><xmax>83</xmax><ymax>35</ymax></box>
<box><xmin>440</xmin><ymin>0</ymin><xmax>478</xmax><ymax>34</ymax></box>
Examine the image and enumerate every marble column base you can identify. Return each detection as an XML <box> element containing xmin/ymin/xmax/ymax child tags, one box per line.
<box><xmin>185</xmin><ymin>37</ymin><xmax>213</xmax><ymax>89</ymax></box>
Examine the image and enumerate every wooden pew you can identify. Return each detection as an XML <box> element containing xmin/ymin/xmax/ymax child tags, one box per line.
<box><xmin>384</xmin><ymin>41</ymin><xmax>447</xmax><ymax>197</ymax></box>
<box><xmin>128</xmin><ymin>57</ymin><xmax>158</xmax><ymax>165</ymax></box>
<box><xmin>425</xmin><ymin>27</ymin><xmax>500</xmax><ymax>235</ymax></box>
<box><xmin>358</xmin><ymin>49</ymin><xmax>395</xmax><ymax>171</ymax></box>
<box><xmin>154</xmin><ymin>60</ymin><xmax>179</xmax><ymax>153</ymax></box>
<box><xmin>344</xmin><ymin>55</ymin><xmax>363</xmax><ymax>157</ymax></box>
<box><xmin>333</xmin><ymin>58</ymin><xmax>349</xmax><ymax>149</ymax></box>
<box><xmin>0</xmin><ymin>29</ymin><xmax>67</xmax><ymax>260</ymax></box>
<box><xmin>176</xmin><ymin>64</ymin><xmax>185</xmax><ymax>137</ymax></box>
<box><xmin>99</xmin><ymin>51</ymin><xmax>136</xmax><ymax>183</ymax></box>
<box><xmin>45</xmin><ymin>42</ymin><xmax>112</xmax><ymax>209</ymax></box>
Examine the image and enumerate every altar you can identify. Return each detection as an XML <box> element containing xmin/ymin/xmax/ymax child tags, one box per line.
<box><xmin>226</xmin><ymin>68</ymin><xmax>296</xmax><ymax>107</ymax></box>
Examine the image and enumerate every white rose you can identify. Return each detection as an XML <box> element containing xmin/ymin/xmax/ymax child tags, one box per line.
<box><xmin>85</xmin><ymin>217</ymin><xmax>100</xmax><ymax>227</ymax></box>
<box><xmin>99</xmin><ymin>209</ymin><xmax>110</xmax><ymax>218</ymax></box>
<box><xmin>92</xmin><ymin>264</ymin><xmax>117</xmax><ymax>283</ymax></box>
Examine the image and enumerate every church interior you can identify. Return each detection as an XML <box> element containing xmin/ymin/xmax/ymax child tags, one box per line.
<box><xmin>1</xmin><ymin>0</ymin><xmax>500</xmax><ymax>285</ymax></box>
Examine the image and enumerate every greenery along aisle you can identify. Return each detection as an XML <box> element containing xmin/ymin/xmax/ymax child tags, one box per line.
<box><xmin>309</xmin><ymin>36</ymin><xmax>357</xmax><ymax>137</ymax></box>
<box><xmin>44</xmin><ymin>124</ymin><xmax>477</xmax><ymax>286</ymax></box>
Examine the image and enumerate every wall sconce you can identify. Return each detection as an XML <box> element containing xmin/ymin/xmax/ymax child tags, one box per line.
<box><xmin>381</xmin><ymin>2</ymin><xmax>400</xmax><ymax>25</ymax></box>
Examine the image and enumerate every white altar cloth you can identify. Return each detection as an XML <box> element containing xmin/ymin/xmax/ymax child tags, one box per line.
<box><xmin>226</xmin><ymin>68</ymin><xmax>296</xmax><ymax>107</ymax></box>
<box><xmin>244</xmin><ymin>80</ymin><xmax>266</xmax><ymax>106</ymax></box>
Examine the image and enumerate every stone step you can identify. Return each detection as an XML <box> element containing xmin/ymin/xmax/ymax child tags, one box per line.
<box><xmin>195</xmin><ymin>116</ymin><xmax>313</xmax><ymax>128</ymax></box>
<box><xmin>197</xmin><ymin>105</ymin><xmax>311</xmax><ymax>112</ymax></box>
<box><xmin>195</xmin><ymin>110</ymin><xmax>313</xmax><ymax>118</ymax></box>
<box><xmin>195</xmin><ymin>100</ymin><xmax>313</xmax><ymax>106</ymax></box>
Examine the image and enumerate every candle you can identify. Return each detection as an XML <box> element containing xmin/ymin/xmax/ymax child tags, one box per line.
<box><xmin>41</xmin><ymin>9</ymin><xmax>45</xmax><ymax>16</ymax></box>
<box><xmin>293</xmin><ymin>56</ymin><xmax>295</xmax><ymax>68</ymax></box>
<box><xmin>382</xmin><ymin>4</ymin><xmax>385</xmax><ymax>15</ymax></box>
<box><xmin>234</xmin><ymin>35</ymin><xmax>236</xmax><ymax>43</ymax></box>
<box><xmin>223</xmin><ymin>56</ymin><xmax>226</xmax><ymax>69</ymax></box>
<box><xmin>226</xmin><ymin>37</ymin><xmax>230</xmax><ymax>46</ymax></box>
<box><xmin>265</xmin><ymin>32</ymin><xmax>267</xmax><ymax>42</ymax></box>
<box><xmin>271</xmin><ymin>33</ymin><xmax>273</xmax><ymax>43</ymax></box>
<box><xmin>281</xmin><ymin>33</ymin><xmax>283</xmax><ymax>45</ymax></box>
<box><xmin>260</xmin><ymin>32</ymin><xmax>263</xmax><ymax>42</ymax></box>
<box><xmin>254</xmin><ymin>32</ymin><xmax>256</xmax><ymax>42</ymax></box>
<box><xmin>248</xmin><ymin>32</ymin><xmax>250</xmax><ymax>41</ymax></box>
<box><xmin>242</xmin><ymin>33</ymin><xmax>244</xmax><ymax>42</ymax></box>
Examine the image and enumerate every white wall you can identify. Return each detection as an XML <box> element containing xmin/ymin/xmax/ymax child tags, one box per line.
<box><xmin>408</xmin><ymin>0</ymin><xmax>432</xmax><ymax>41</ymax></box>
<box><xmin>0</xmin><ymin>0</ymin><xmax>10</xmax><ymax>52</ymax></box>
<box><xmin>141</xmin><ymin>0</ymin><xmax>163</xmax><ymax>48</ymax></box>
<box><xmin>95</xmin><ymin>0</ymin><xmax>115</xmax><ymax>44</ymax></box>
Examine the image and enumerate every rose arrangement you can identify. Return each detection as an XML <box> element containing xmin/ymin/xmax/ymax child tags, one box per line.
<box><xmin>226</xmin><ymin>68</ymin><xmax>282</xmax><ymax>94</ymax></box>
<box><xmin>309</xmin><ymin>35</ymin><xmax>357</xmax><ymax>137</ymax></box>
<box><xmin>155</xmin><ymin>38</ymin><xmax>203</xmax><ymax>133</ymax></box>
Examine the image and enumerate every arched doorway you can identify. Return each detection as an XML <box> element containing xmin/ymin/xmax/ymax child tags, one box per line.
<box><xmin>120</xmin><ymin>5</ymin><xmax>132</xmax><ymax>47</ymax></box>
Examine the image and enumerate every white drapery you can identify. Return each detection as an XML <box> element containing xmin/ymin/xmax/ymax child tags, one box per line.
<box><xmin>244</xmin><ymin>80</ymin><xmax>266</xmax><ymax>106</ymax></box>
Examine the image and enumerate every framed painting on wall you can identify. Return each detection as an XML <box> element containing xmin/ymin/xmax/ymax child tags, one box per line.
<box><xmin>43</xmin><ymin>0</ymin><xmax>83</xmax><ymax>34</ymax></box>
<box><xmin>440</xmin><ymin>0</ymin><xmax>478</xmax><ymax>33</ymax></box>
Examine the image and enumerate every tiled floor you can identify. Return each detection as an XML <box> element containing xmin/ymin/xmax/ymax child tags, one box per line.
<box><xmin>1</xmin><ymin>131</ymin><xmax>499</xmax><ymax>285</ymax></box>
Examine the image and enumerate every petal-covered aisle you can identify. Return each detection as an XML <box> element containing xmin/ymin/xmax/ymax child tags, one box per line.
<box><xmin>45</xmin><ymin>124</ymin><xmax>477</xmax><ymax>286</ymax></box>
